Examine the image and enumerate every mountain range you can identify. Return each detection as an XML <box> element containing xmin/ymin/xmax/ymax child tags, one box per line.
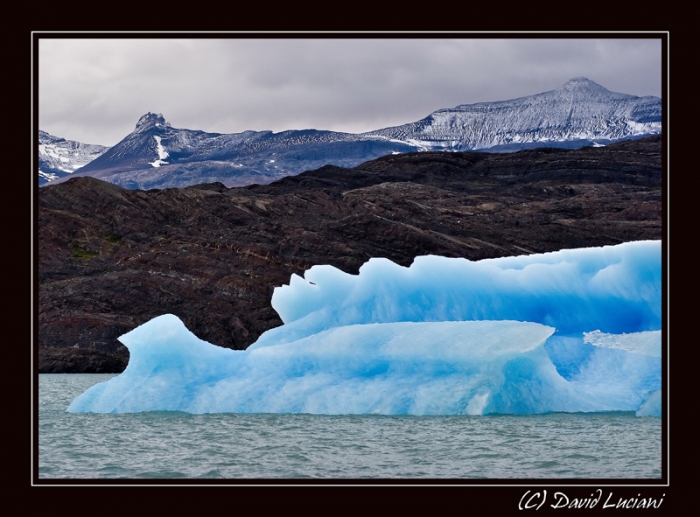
<box><xmin>38</xmin><ymin>131</ymin><xmax>109</xmax><ymax>186</ymax></box>
<box><xmin>39</xmin><ymin>78</ymin><xmax>661</xmax><ymax>190</ymax></box>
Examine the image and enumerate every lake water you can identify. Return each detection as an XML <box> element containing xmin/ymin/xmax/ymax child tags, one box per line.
<box><xmin>37</xmin><ymin>374</ymin><xmax>662</xmax><ymax>480</ymax></box>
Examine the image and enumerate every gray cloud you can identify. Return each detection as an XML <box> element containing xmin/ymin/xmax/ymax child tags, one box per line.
<box><xmin>38</xmin><ymin>37</ymin><xmax>663</xmax><ymax>146</ymax></box>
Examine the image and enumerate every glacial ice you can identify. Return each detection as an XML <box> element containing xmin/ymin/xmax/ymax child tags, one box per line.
<box><xmin>68</xmin><ymin>240</ymin><xmax>662</xmax><ymax>416</ymax></box>
<box><xmin>584</xmin><ymin>330</ymin><xmax>661</xmax><ymax>357</ymax></box>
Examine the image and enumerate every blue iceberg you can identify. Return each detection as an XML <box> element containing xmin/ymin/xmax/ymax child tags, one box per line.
<box><xmin>68</xmin><ymin>240</ymin><xmax>662</xmax><ymax>416</ymax></box>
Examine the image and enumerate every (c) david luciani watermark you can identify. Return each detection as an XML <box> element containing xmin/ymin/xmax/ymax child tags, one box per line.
<box><xmin>519</xmin><ymin>489</ymin><xmax>665</xmax><ymax>510</ymax></box>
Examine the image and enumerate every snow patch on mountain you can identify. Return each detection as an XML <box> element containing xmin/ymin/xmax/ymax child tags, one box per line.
<box><xmin>149</xmin><ymin>136</ymin><xmax>170</xmax><ymax>167</ymax></box>
<box><xmin>38</xmin><ymin>170</ymin><xmax>59</xmax><ymax>182</ymax></box>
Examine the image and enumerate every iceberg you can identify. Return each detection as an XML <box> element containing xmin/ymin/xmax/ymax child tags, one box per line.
<box><xmin>68</xmin><ymin>240</ymin><xmax>662</xmax><ymax>416</ymax></box>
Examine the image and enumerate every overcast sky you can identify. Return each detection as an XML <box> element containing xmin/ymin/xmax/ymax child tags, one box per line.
<box><xmin>38</xmin><ymin>36</ymin><xmax>663</xmax><ymax>147</ymax></box>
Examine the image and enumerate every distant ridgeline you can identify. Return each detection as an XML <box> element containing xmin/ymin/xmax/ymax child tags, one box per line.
<box><xmin>40</xmin><ymin>78</ymin><xmax>660</xmax><ymax>190</ymax></box>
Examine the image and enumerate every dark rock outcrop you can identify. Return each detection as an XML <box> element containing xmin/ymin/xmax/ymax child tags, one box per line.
<box><xmin>37</xmin><ymin>136</ymin><xmax>663</xmax><ymax>372</ymax></box>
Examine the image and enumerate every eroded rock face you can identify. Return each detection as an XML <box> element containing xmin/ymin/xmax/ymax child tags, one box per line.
<box><xmin>37</xmin><ymin>136</ymin><xmax>662</xmax><ymax>372</ymax></box>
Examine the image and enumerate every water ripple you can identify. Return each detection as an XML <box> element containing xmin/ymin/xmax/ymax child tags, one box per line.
<box><xmin>39</xmin><ymin>374</ymin><xmax>662</xmax><ymax>479</ymax></box>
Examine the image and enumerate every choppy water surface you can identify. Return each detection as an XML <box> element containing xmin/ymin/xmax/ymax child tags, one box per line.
<box><xmin>38</xmin><ymin>374</ymin><xmax>661</xmax><ymax>479</ymax></box>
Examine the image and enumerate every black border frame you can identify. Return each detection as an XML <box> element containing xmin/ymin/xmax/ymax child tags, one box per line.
<box><xmin>30</xmin><ymin>32</ymin><xmax>670</xmax><ymax>507</ymax></box>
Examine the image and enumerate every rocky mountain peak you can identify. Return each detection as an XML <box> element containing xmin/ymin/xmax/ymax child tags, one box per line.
<box><xmin>39</xmin><ymin>130</ymin><xmax>65</xmax><ymax>144</ymax></box>
<box><xmin>134</xmin><ymin>113</ymin><xmax>170</xmax><ymax>133</ymax></box>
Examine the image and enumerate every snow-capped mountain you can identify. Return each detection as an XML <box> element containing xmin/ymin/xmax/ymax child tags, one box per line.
<box><xmin>46</xmin><ymin>113</ymin><xmax>418</xmax><ymax>189</ymax></box>
<box><xmin>42</xmin><ymin>78</ymin><xmax>661</xmax><ymax>190</ymax></box>
<box><xmin>38</xmin><ymin>131</ymin><xmax>109</xmax><ymax>185</ymax></box>
<box><xmin>367</xmin><ymin>77</ymin><xmax>661</xmax><ymax>151</ymax></box>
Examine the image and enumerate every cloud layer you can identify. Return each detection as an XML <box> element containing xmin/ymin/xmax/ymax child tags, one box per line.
<box><xmin>39</xmin><ymin>37</ymin><xmax>662</xmax><ymax>146</ymax></box>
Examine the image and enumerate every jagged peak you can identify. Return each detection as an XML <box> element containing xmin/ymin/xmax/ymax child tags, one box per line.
<box><xmin>134</xmin><ymin>113</ymin><xmax>170</xmax><ymax>132</ymax></box>
<box><xmin>38</xmin><ymin>130</ymin><xmax>66</xmax><ymax>144</ymax></box>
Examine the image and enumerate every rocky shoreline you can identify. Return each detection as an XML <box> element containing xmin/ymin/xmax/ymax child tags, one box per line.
<box><xmin>37</xmin><ymin>136</ymin><xmax>662</xmax><ymax>372</ymax></box>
